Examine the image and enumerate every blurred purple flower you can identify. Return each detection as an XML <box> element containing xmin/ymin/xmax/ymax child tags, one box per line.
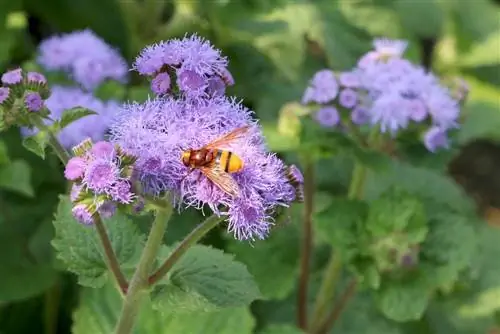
<box><xmin>21</xmin><ymin>86</ymin><xmax>121</xmax><ymax>149</ymax></box>
<box><xmin>423</xmin><ymin>126</ymin><xmax>449</xmax><ymax>152</ymax></box>
<box><xmin>315</xmin><ymin>106</ymin><xmax>340</xmax><ymax>127</ymax></box>
<box><xmin>338</xmin><ymin>89</ymin><xmax>358</xmax><ymax>109</ymax></box>
<box><xmin>302</xmin><ymin>69</ymin><xmax>338</xmax><ymax>104</ymax></box>
<box><xmin>27</xmin><ymin>72</ymin><xmax>47</xmax><ymax>84</ymax></box>
<box><xmin>25</xmin><ymin>92</ymin><xmax>44</xmax><ymax>112</ymax></box>
<box><xmin>351</xmin><ymin>106</ymin><xmax>370</xmax><ymax>125</ymax></box>
<box><xmin>65</xmin><ymin>156</ymin><xmax>87</xmax><ymax>180</ymax></box>
<box><xmin>1</xmin><ymin>68</ymin><xmax>22</xmax><ymax>85</ymax></box>
<box><xmin>72</xmin><ymin>204</ymin><xmax>94</xmax><ymax>225</ymax></box>
<box><xmin>151</xmin><ymin>72</ymin><xmax>171</xmax><ymax>95</ymax></box>
<box><xmin>339</xmin><ymin>71</ymin><xmax>360</xmax><ymax>88</ymax></box>
<box><xmin>133</xmin><ymin>34</ymin><xmax>233</xmax><ymax>99</ymax></box>
<box><xmin>37</xmin><ymin>29</ymin><xmax>128</xmax><ymax>90</ymax></box>
<box><xmin>358</xmin><ymin>38</ymin><xmax>408</xmax><ymax>68</ymax></box>
<box><xmin>109</xmin><ymin>95</ymin><xmax>295</xmax><ymax>240</ymax></box>
<box><xmin>0</xmin><ymin>87</ymin><xmax>10</xmax><ymax>104</ymax></box>
<box><xmin>98</xmin><ymin>201</ymin><xmax>117</xmax><ymax>219</ymax></box>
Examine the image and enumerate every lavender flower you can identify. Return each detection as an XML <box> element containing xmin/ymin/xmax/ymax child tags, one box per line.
<box><xmin>21</xmin><ymin>86</ymin><xmax>121</xmax><ymax>149</ymax></box>
<box><xmin>339</xmin><ymin>71</ymin><xmax>360</xmax><ymax>88</ymax></box>
<box><xmin>351</xmin><ymin>106</ymin><xmax>370</xmax><ymax>125</ymax></box>
<box><xmin>72</xmin><ymin>204</ymin><xmax>94</xmax><ymax>225</ymax></box>
<box><xmin>133</xmin><ymin>34</ymin><xmax>234</xmax><ymax>99</ymax></box>
<box><xmin>358</xmin><ymin>38</ymin><xmax>408</xmax><ymax>68</ymax></box>
<box><xmin>315</xmin><ymin>106</ymin><xmax>340</xmax><ymax>127</ymax></box>
<box><xmin>0</xmin><ymin>87</ymin><xmax>10</xmax><ymax>105</ymax></box>
<box><xmin>109</xmin><ymin>95</ymin><xmax>295</xmax><ymax>240</ymax></box>
<box><xmin>98</xmin><ymin>201</ymin><xmax>117</xmax><ymax>219</ymax></box>
<box><xmin>25</xmin><ymin>92</ymin><xmax>44</xmax><ymax>112</ymax></box>
<box><xmin>302</xmin><ymin>69</ymin><xmax>338</xmax><ymax>104</ymax></box>
<box><xmin>338</xmin><ymin>89</ymin><xmax>358</xmax><ymax>109</ymax></box>
<box><xmin>151</xmin><ymin>72</ymin><xmax>171</xmax><ymax>95</ymax></box>
<box><xmin>1</xmin><ymin>68</ymin><xmax>22</xmax><ymax>85</ymax></box>
<box><xmin>423</xmin><ymin>126</ymin><xmax>449</xmax><ymax>152</ymax></box>
<box><xmin>37</xmin><ymin>29</ymin><xmax>128</xmax><ymax>90</ymax></box>
<box><xmin>27</xmin><ymin>72</ymin><xmax>47</xmax><ymax>84</ymax></box>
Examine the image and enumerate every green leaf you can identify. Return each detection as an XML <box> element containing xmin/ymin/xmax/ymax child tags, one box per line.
<box><xmin>56</xmin><ymin>107</ymin><xmax>97</xmax><ymax>131</ymax></box>
<box><xmin>0</xmin><ymin>160</ymin><xmax>34</xmax><ymax>196</ymax></box>
<box><xmin>259</xmin><ymin>324</ymin><xmax>305</xmax><ymax>334</ymax></box>
<box><xmin>458</xmin><ymin>31</ymin><xmax>500</xmax><ymax>68</ymax></box>
<box><xmin>51</xmin><ymin>196</ymin><xmax>144</xmax><ymax>287</ymax></box>
<box><xmin>262</xmin><ymin>122</ymin><xmax>300</xmax><ymax>152</ymax></box>
<box><xmin>376</xmin><ymin>276</ymin><xmax>432</xmax><ymax>322</ymax></box>
<box><xmin>226</xmin><ymin>224</ymin><xmax>300</xmax><ymax>300</ymax></box>
<box><xmin>315</xmin><ymin>197</ymin><xmax>367</xmax><ymax>259</ymax></box>
<box><xmin>0</xmin><ymin>140</ymin><xmax>9</xmax><ymax>164</ymax></box>
<box><xmin>457</xmin><ymin>102</ymin><xmax>500</xmax><ymax>143</ymax></box>
<box><xmin>22</xmin><ymin>131</ymin><xmax>49</xmax><ymax>159</ymax></box>
<box><xmin>72</xmin><ymin>283</ymin><xmax>256</xmax><ymax>334</ymax></box>
<box><xmin>395</xmin><ymin>0</ymin><xmax>444</xmax><ymax>38</ymax></box>
<box><xmin>152</xmin><ymin>245</ymin><xmax>261</xmax><ymax>311</ymax></box>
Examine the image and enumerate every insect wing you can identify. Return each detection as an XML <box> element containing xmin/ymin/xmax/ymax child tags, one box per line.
<box><xmin>201</xmin><ymin>165</ymin><xmax>240</xmax><ymax>197</ymax></box>
<box><xmin>204</xmin><ymin>126</ymin><xmax>251</xmax><ymax>150</ymax></box>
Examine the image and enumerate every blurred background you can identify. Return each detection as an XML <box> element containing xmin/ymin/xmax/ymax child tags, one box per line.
<box><xmin>0</xmin><ymin>0</ymin><xmax>499</xmax><ymax>333</ymax></box>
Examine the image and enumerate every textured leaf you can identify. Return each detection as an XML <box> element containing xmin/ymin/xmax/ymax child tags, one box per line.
<box><xmin>376</xmin><ymin>276</ymin><xmax>432</xmax><ymax>322</ymax></box>
<box><xmin>152</xmin><ymin>245</ymin><xmax>261</xmax><ymax>311</ymax></box>
<box><xmin>56</xmin><ymin>107</ymin><xmax>97</xmax><ymax>131</ymax></box>
<box><xmin>395</xmin><ymin>0</ymin><xmax>444</xmax><ymax>38</ymax></box>
<box><xmin>72</xmin><ymin>283</ymin><xmax>256</xmax><ymax>334</ymax></box>
<box><xmin>0</xmin><ymin>160</ymin><xmax>33</xmax><ymax>196</ymax></box>
<box><xmin>51</xmin><ymin>196</ymin><xmax>144</xmax><ymax>287</ymax></box>
<box><xmin>22</xmin><ymin>131</ymin><xmax>49</xmax><ymax>159</ymax></box>
<box><xmin>227</xmin><ymin>224</ymin><xmax>300</xmax><ymax>300</ymax></box>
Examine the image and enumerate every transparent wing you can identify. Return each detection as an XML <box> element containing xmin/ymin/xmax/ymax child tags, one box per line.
<box><xmin>201</xmin><ymin>165</ymin><xmax>240</xmax><ymax>197</ymax></box>
<box><xmin>203</xmin><ymin>126</ymin><xmax>251</xmax><ymax>150</ymax></box>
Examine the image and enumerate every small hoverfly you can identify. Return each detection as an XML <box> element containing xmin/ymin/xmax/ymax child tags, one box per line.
<box><xmin>180</xmin><ymin>126</ymin><xmax>250</xmax><ymax>197</ymax></box>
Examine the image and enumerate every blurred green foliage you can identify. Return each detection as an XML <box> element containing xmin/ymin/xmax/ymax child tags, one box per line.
<box><xmin>1</xmin><ymin>0</ymin><xmax>500</xmax><ymax>333</ymax></box>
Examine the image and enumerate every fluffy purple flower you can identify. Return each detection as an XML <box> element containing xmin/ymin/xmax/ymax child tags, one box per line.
<box><xmin>370</xmin><ymin>93</ymin><xmax>410</xmax><ymax>134</ymax></box>
<box><xmin>1</xmin><ymin>68</ymin><xmax>22</xmax><ymax>85</ymax></box>
<box><xmin>338</xmin><ymin>89</ymin><xmax>358</xmax><ymax>109</ymax></box>
<box><xmin>98</xmin><ymin>201</ymin><xmax>116</xmax><ymax>219</ymax></box>
<box><xmin>0</xmin><ymin>87</ymin><xmax>10</xmax><ymax>104</ymax></box>
<box><xmin>65</xmin><ymin>157</ymin><xmax>87</xmax><ymax>180</ymax></box>
<box><xmin>70</xmin><ymin>183</ymin><xmax>83</xmax><ymax>202</ymax></box>
<box><xmin>108</xmin><ymin>180</ymin><xmax>135</xmax><ymax>204</ymax></box>
<box><xmin>25</xmin><ymin>92</ymin><xmax>44</xmax><ymax>112</ymax></box>
<box><xmin>90</xmin><ymin>141</ymin><xmax>115</xmax><ymax>158</ymax></box>
<box><xmin>27</xmin><ymin>72</ymin><xmax>47</xmax><ymax>84</ymax></box>
<box><xmin>151</xmin><ymin>72</ymin><xmax>171</xmax><ymax>95</ymax></box>
<box><xmin>351</xmin><ymin>106</ymin><xmax>370</xmax><ymax>125</ymax></box>
<box><xmin>206</xmin><ymin>76</ymin><xmax>226</xmax><ymax>97</ymax></box>
<box><xmin>315</xmin><ymin>106</ymin><xmax>340</xmax><ymax>127</ymax></box>
<box><xmin>133</xmin><ymin>34</ymin><xmax>232</xmax><ymax>99</ymax></box>
<box><xmin>72</xmin><ymin>204</ymin><xmax>94</xmax><ymax>225</ymax></box>
<box><xmin>37</xmin><ymin>29</ymin><xmax>128</xmax><ymax>90</ymax></box>
<box><xmin>302</xmin><ymin>69</ymin><xmax>338</xmax><ymax>104</ymax></box>
<box><xmin>423</xmin><ymin>126</ymin><xmax>449</xmax><ymax>152</ymax></box>
<box><xmin>358</xmin><ymin>38</ymin><xmax>408</xmax><ymax>68</ymax></box>
<box><xmin>339</xmin><ymin>71</ymin><xmax>360</xmax><ymax>88</ymax></box>
<box><xmin>83</xmin><ymin>157</ymin><xmax>120</xmax><ymax>192</ymax></box>
<box><xmin>21</xmin><ymin>86</ymin><xmax>121</xmax><ymax>149</ymax></box>
<box><xmin>109</xmin><ymin>95</ymin><xmax>295</xmax><ymax>240</ymax></box>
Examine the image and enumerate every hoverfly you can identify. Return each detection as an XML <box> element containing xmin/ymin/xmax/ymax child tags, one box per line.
<box><xmin>180</xmin><ymin>126</ymin><xmax>250</xmax><ymax>197</ymax></box>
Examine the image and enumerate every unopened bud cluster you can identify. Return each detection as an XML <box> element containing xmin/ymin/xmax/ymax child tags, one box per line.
<box><xmin>0</xmin><ymin>68</ymin><xmax>51</xmax><ymax>131</ymax></box>
<box><xmin>64</xmin><ymin>138</ymin><xmax>139</xmax><ymax>224</ymax></box>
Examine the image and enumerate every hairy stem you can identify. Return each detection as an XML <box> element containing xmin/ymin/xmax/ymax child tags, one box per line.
<box><xmin>297</xmin><ymin>159</ymin><xmax>315</xmax><ymax>330</ymax></box>
<box><xmin>32</xmin><ymin>116</ymin><xmax>71</xmax><ymax>164</ymax></box>
<box><xmin>33</xmin><ymin>118</ymin><xmax>129</xmax><ymax>294</ymax></box>
<box><xmin>148</xmin><ymin>214</ymin><xmax>223</xmax><ymax>286</ymax></box>
<box><xmin>94</xmin><ymin>216</ymin><xmax>129</xmax><ymax>294</ymax></box>
<box><xmin>309</xmin><ymin>163</ymin><xmax>366</xmax><ymax>332</ymax></box>
<box><xmin>114</xmin><ymin>203</ymin><xmax>172</xmax><ymax>334</ymax></box>
<box><xmin>314</xmin><ymin>279</ymin><xmax>357</xmax><ymax>334</ymax></box>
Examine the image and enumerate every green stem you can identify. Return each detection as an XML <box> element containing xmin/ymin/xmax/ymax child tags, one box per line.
<box><xmin>297</xmin><ymin>159</ymin><xmax>315</xmax><ymax>330</ymax></box>
<box><xmin>148</xmin><ymin>214</ymin><xmax>223</xmax><ymax>286</ymax></box>
<box><xmin>32</xmin><ymin>116</ymin><xmax>71</xmax><ymax>164</ymax></box>
<box><xmin>309</xmin><ymin>163</ymin><xmax>366</xmax><ymax>332</ymax></box>
<box><xmin>114</xmin><ymin>202</ymin><xmax>172</xmax><ymax>334</ymax></box>
<box><xmin>94</xmin><ymin>216</ymin><xmax>129</xmax><ymax>294</ymax></box>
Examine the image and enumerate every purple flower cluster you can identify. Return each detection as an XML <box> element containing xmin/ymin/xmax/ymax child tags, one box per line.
<box><xmin>109</xmin><ymin>95</ymin><xmax>296</xmax><ymax>240</ymax></box>
<box><xmin>302</xmin><ymin>38</ymin><xmax>464</xmax><ymax>152</ymax></box>
<box><xmin>133</xmin><ymin>34</ymin><xmax>234</xmax><ymax>99</ymax></box>
<box><xmin>65</xmin><ymin>139</ymin><xmax>137</xmax><ymax>224</ymax></box>
<box><xmin>37</xmin><ymin>30</ymin><xmax>128</xmax><ymax>90</ymax></box>
<box><xmin>21</xmin><ymin>86</ymin><xmax>121</xmax><ymax>148</ymax></box>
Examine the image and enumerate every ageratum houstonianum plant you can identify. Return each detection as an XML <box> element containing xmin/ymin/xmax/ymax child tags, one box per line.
<box><xmin>0</xmin><ymin>33</ymin><xmax>303</xmax><ymax>334</ymax></box>
<box><xmin>1</xmin><ymin>31</ymin><xmax>483</xmax><ymax>334</ymax></box>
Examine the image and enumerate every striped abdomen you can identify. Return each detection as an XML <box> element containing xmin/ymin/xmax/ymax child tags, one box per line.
<box><xmin>181</xmin><ymin>148</ymin><xmax>243</xmax><ymax>173</ymax></box>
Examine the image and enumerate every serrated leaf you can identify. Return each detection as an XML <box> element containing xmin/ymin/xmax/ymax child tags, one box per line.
<box><xmin>226</xmin><ymin>224</ymin><xmax>300</xmax><ymax>300</ymax></box>
<box><xmin>260</xmin><ymin>324</ymin><xmax>305</xmax><ymax>334</ymax></box>
<box><xmin>395</xmin><ymin>0</ymin><xmax>444</xmax><ymax>38</ymax></box>
<box><xmin>315</xmin><ymin>197</ymin><xmax>367</xmax><ymax>259</ymax></box>
<box><xmin>72</xmin><ymin>283</ymin><xmax>256</xmax><ymax>334</ymax></box>
<box><xmin>22</xmin><ymin>131</ymin><xmax>49</xmax><ymax>159</ymax></box>
<box><xmin>56</xmin><ymin>107</ymin><xmax>97</xmax><ymax>130</ymax></box>
<box><xmin>51</xmin><ymin>196</ymin><xmax>144</xmax><ymax>287</ymax></box>
<box><xmin>376</xmin><ymin>276</ymin><xmax>432</xmax><ymax>322</ymax></box>
<box><xmin>0</xmin><ymin>160</ymin><xmax>34</xmax><ymax>196</ymax></box>
<box><xmin>153</xmin><ymin>245</ymin><xmax>261</xmax><ymax>311</ymax></box>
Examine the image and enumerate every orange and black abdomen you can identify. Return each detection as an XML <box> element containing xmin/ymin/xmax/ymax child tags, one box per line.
<box><xmin>182</xmin><ymin>148</ymin><xmax>244</xmax><ymax>173</ymax></box>
<box><xmin>216</xmin><ymin>150</ymin><xmax>244</xmax><ymax>173</ymax></box>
